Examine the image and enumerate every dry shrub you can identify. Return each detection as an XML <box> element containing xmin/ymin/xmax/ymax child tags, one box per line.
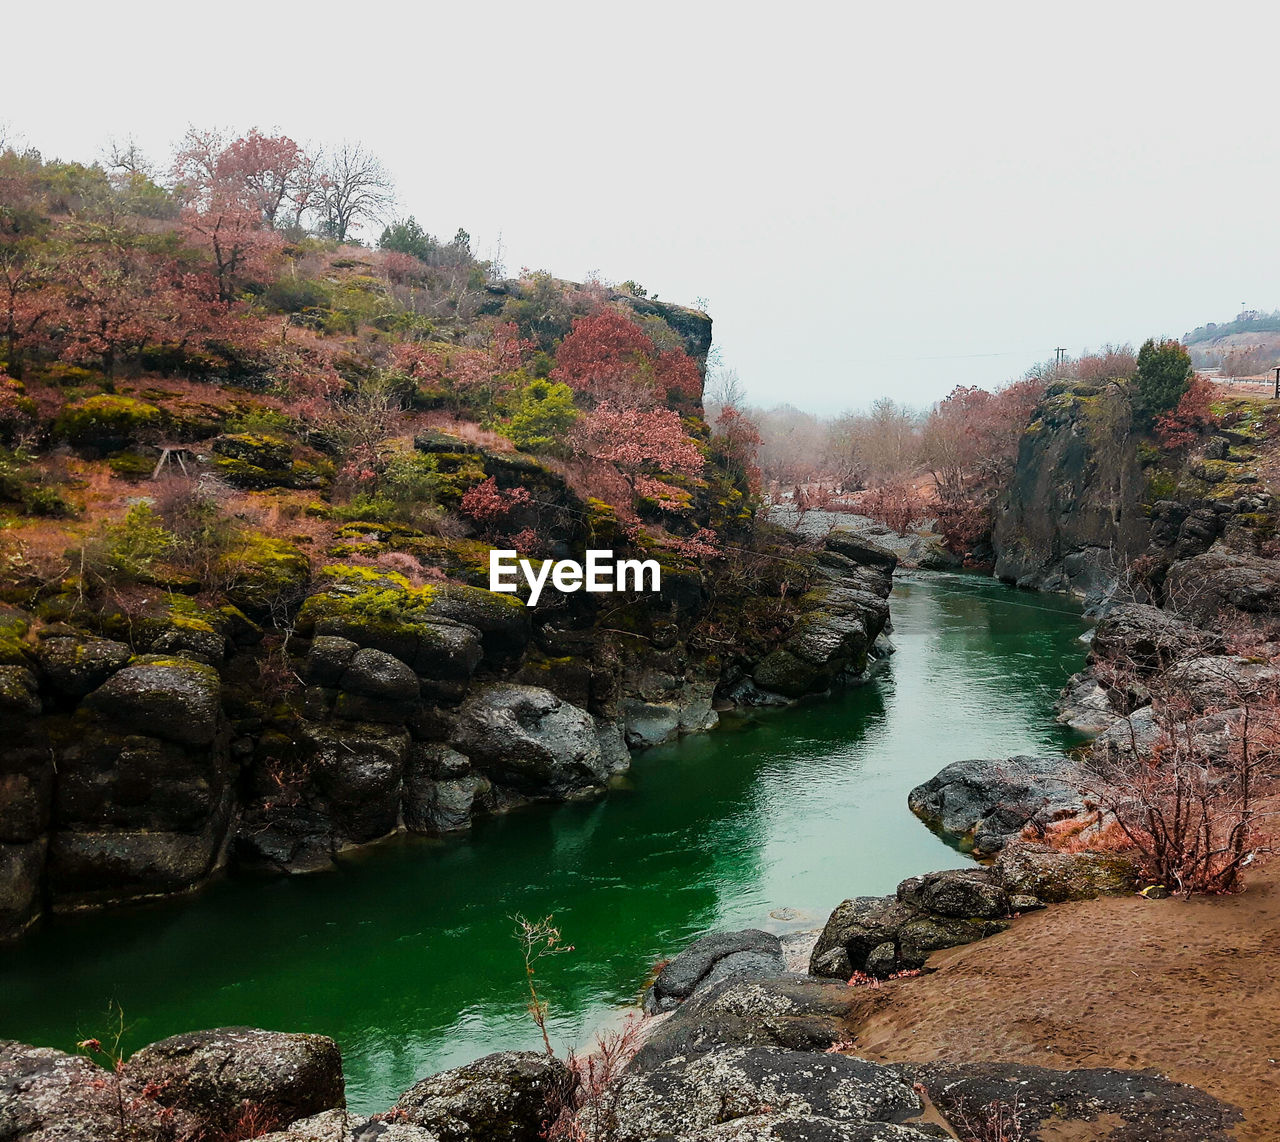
<box><xmin>544</xmin><ymin>1016</ymin><xmax>645</xmax><ymax>1142</ymax></box>
<box><xmin>947</xmin><ymin>1093</ymin><xmax>1028</xmax><ymax>1142</ymax></box>
<box><xmin>854</xmin><ymin>481</ymin><xmax>927</xmax><ymax>536</ymax></box>
<box><xmin>1073</xmin><ymin>343</ymin><xmax>1137</xmax><ymax>382</ymax></box>
<box><xmin>1080</xmin><ymin>649</ymin><xmax>1280</xmax><ymax>894</ymax></box>
<box><xmin>416</xmin><ymin>411</ymin><xmax>515</xmax><ymax>452</ymax></box>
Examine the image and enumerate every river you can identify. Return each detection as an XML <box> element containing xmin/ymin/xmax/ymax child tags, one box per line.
<box><xmin>0</xmin><ymin>573</ymin><xmax>1089</xmax><ymax>1113</ymax></box>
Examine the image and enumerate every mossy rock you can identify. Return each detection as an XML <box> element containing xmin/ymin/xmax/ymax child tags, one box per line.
<box><xmin>82</xmin><ymin>656</ymin><xmax>222</xmax><ymax>746</ymax></box>
<box><xmin>414</xmin><ymin>429</ymin><xmax>479</xmax><ymax>454</ymax></box>
<box><xmin>54</xmin><ymin>394</ymin><xmax>164</xmax><ymax>454</ymax></box>
<box><xmin>87</xmin><ymin>597</ymin><xmax>236</xmax><ymax>663</ymax></box>
<box><xmin>216</xmin><ymin>534</ymin><xmax>311</xmax><ymax>616</ymax></box>
<box><xmin>751</xmin><ymin>648</ymin><xmax>825</xmax><ymax>698</ymax></box>
<box><xmin>107</xmin><ymin>450</ymin><xmax>158</xmax><ymax>480</ymax></box>
<box><xmin>211</xmin><ymin>433</ymin><xmax>296</xmax><ymax>489</ymax></box>
<box><xmin>410</xmin><ymin>536</ymin><xmax>494</xmax><ymax>585</ymax></box>
<box><xmin>295</xmin><ymin>566</ymin><xmax>482</xmax><ymax>680</ymax></box>
<box><xmin>426</xmin><ymin>453</ymin><xmax>489</xmax><ymax>507</ymax></box>
<box><xmin>0</xmin><ymin>607</ymin><xmax>33</xmax><ymax>667</ymax></box>
<box><xmin>1190</xmin><ymin>458</ymin><xmax>1248</xmax><ymax>484</ymax></box>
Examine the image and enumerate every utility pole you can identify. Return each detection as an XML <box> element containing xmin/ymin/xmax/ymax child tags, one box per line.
<box><xmin>1055</xmin><ymin>347</ymin><xmax>1068</xmax><ymax>370</ymax></box>
<box><xmin>1273</xmin><ymin>366</ymin><xmax>1279</xmax><ymax>399</ymax></box>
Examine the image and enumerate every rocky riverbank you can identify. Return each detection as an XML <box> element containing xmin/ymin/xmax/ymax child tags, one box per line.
<box><xmin>0</xmin><ymin>523</ymin><xmax>896</xmax><ymax>943</ymax></box>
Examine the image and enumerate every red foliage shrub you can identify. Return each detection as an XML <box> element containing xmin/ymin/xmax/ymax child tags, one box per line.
<box><xmin>551</xmin><ymin>309</ymin><xmax>702</xmax><ymax>406</ymax></box>
<box><xmin>459</xmin><ymin>476</ymin><xmax>531</xmax><ymax>526</ymax></box>
<box><xmin>855</xmin><ymin>482</ymin><xmax>926</xmax><ymax>535</ymax></box>
<box><xmin>1154</xmin><ymin>375</ymin><xmax>1218</xmax><ymax>449</ymax></box>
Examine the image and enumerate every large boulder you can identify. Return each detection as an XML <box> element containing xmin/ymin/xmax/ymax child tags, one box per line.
<box><xmin>0</xmin><ymin>1040</ymin><xmax>133</xmax><ymax>1142</ymax></box>
<box><xmin>403</xmin><ymin>744</ymin><xmax>489</xmax><ymax>834</ymax></box>
<box><xmin>450</xmin><ymin>685</ymin><xmax>610</xmax><ymax>798</ymax></box>
<box><xmin>660</xmin><ymin>1120</ymin><xmax>943</xmax><ymax>1141</ymax></box>
<box><xmin>1165</xmin><ymin>550</ymin><xmax>1280</xmax><ymax>623</ymax></box>
<box><xmin>911</xmin><ymin>1060</ymin><xmax>1241</xmax><ymax>1141</ymax></box>
<box><xmin>34</xmin><ymin>635</ymin><xmax>132</xmax><ymax>699</ymax></box>
<box><xmin>1088</xmin><ymin>603</ymin><xmax>1220</xmax><ymax>673</ymax></box>
<box><xmin>644</xmin><ymin>929</ymin><xmax>786</xmax><ymax>1014</ymax></box>
<box><xmin>608</xmin><ymin>1047</ymin><xmax>922</xmax><ymax>1142</ymax></box>
<box><xmin>810</xmin><ymin>869</ymin><xmax>1012</xmax><ymax>980</ymax></box>
<box><xmin>81</xmin><ymin>658</ymin><xmax>223</xmax><ymax>747</ymax></box>
<box><xmin>630</xmin><ymin>976</ymin><xmax>885</xmax><ymax>1073</ymax></box>
<box><xmin>392</xmin><ymin>1050</ymin><xmax>567</xmax><ymax>1141</ymax></box>
<box><xmin>992</xmin><ymin>841</ymin><xmax>1141</xmax><ymax>903</ymax></box>
<box><xmin>907</xmin><ymin>756</ymin><xmax>1087</xmax><ymax>853</ymax></box>
<box><xmin>0</xmin><ymin>840</ymin><xmax>46</xmax><ymax>939</ymax></box>
<box><xmin>895</xmin><ymin>868</ymin><xmax>1009</xmax><ymax>920</ymax></box>
<box><xmin>126</xmin><ymin>1027</ymin><xmax>344</xmax><ymax>1134</ymax></box>
<box><xmin>304</xmin><ymin>723</ymin><xmax>409</xmax><ymax>844</ymax></box>
<box><xmin>824</xmin><ymin>532</ymin><xmax>899</xmax><ymax>573</ymax></box>
<box><xmin>46</xmin><ymin>817</ymin><xmax>230</xmax><ymax>908</ymax></box>
<box><xmin>1164</xmin><ymin>655</ymin><xmax>1280</xmax><ymax>713</ymax></box>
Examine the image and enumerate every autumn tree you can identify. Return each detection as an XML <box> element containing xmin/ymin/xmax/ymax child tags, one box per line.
<box><xmin>180</xmin><ymin>193</ymin><xmax>281</xmax><ymax>301</ymax></box>
<box><xmin>1154</xmin><ymin>375</ymin><xmax>1218</xmax><ymax>449</ymax></box>
<box><xmin>1074</xmin><ymin>343</ymin><xmax>1137</xmax><ymax>383</ymax></box>
<box><xmin>173</xmin><ymin>126</ymin><xmax>316</xmax><ymax>230</ymax></box>
<box><xmin>569</xmin><ymin>402</ymin><xmax>704</xmax><ymax>509</ymax></box>
<box><xmin>551</xmin><ymin>308</ymin><xmax>701</xmax><ymax>406</ymax></box>
<box><xmin>218</xmin><ymin>129</ymin><xmax>311</xmax><ymax>227</ymax></box>
<box><xmin>712</xmin><ymin>404</ymin><xmax>762</xmax><ymax>493</ymax></box>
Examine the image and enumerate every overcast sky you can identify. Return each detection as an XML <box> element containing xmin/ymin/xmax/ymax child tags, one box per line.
<box><xmin>8</xmin><ymin>1</ymin><xmax>1280</xmax><ymax>411</ymax></box>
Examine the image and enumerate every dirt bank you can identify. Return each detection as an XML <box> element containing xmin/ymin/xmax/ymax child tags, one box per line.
<box><xmin>853</xmin><ymin>860</ymin><xmax>1280</xmax><ymax>1139</ymax></box>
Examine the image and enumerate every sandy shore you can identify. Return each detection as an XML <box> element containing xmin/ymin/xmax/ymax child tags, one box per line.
<box><xmin>851</xmin><ymin>859</ymin><xmax>1280</xmax><ymax>1139</ymax></box>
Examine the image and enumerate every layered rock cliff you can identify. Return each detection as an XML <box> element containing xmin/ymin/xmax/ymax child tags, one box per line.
<box><xmin>993</xmin><ymin>380</ymin><xmax>1280</xmax><ymax>603</ymax></box>
<box><xmin>0</xmin><ymin>492</ymin><xmax>895</xmax><ymax>941</ymax></box>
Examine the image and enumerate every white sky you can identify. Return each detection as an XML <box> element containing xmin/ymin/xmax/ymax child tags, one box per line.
<box><xmin>8</xmin><ymin>0</ymin><xmax>1280</xmax><ymax>411</ymax></box>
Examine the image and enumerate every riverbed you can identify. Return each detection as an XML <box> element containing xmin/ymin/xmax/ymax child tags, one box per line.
<box><xmin>0</xmin><ymin>573</ymin><xmax>1089</xmax><ymax>1114</ymax></box>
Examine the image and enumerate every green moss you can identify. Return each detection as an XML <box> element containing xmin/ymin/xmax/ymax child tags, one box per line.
<box><xmin>410</xmin><ymin>536</ymin><xmax>493</xmax><ymax>584</ymax></box>
<box><xmin>0</xmin><ymin>608</ymin><xmax>32</xmax><ymax>666</ymax></box>
<box><xmin>426</xmin><ymin>453</ymin><xmax>488</xmax><ymax>508</ymax></box>
<box><xmin>54</xmin><ymin>394</ymin><xmax>164</xmax><ymax>450</ymax></box>
<box><xmin>296</xmin><ymin>564</ymin><xmax>439</xmax><ymax>641</ymax></box>
<box><xmin>107</xmin><ymin>450</ymin><xmax>156</xmax><ymax>479</ymax></box>
<box><xmin>1145</xmin><ymin>468</ymin><xmax>1178</xmax><ymax>501</ymax></box>
<box><xmin>216</xmin><ymin>533</ymin><xmax>311</xmax><ymax>614</ymax></box>
<box><xmin>211</xmin><ymin>433</ymin><xmax>296</xmax><ymax>489</ymax></box>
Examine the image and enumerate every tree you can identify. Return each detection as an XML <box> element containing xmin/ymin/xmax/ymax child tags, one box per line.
<box><xmin>180</xmin><ymin>191</ymin><xmax>281</xmax><ymax>301</ymax></box>
<box><xmin>1155</xmin><ymin>375</ymin><xmax>1218</xmax><ymax>449</ymax></box>
<box><xmin>217</xmin><ymin>129</ymin><xmax>309</xmax><ymax>227</ymax></box>
<box><xmin>507</xmin><ymin>379</ymin><xmax>579</xmax><ymax>453</ymax></box>
<box><xmin>569</xmin><ymin>401</ymin><xmax>704</xmax><ymax>506</ymax></box>
<box><xmin>171</xmin><ymin>125</ymin><xmax>225</xmax><ymax>199</ymax></box>
<box><xmin>319</xmin><ymin>142</ymin><xmax>394</xmax><ymax>242</ymax></box>
<box><xmin>379</xmin><ymin>216</ymin><xmax>437</xmax><ymax>262</ymax></box>
<box><xmin>1133</xmin><ymin>337</ymin><xmax>1194</xmax><ymax>422</ymax></box>
<box><xmin>551</xmin><ymin>308</ymin><xmax>655</xmax><ymax>401</ymax></box>
<box><xmin>173</xmin><ymin>127</ymin><xmax>315</xmax><ymax>229</ymax></box>
<box><xmin>712</xmin><ymin>405</ymin><xmax>761</xmax><ymax>492</ymax></box>
<box><xmin>551</xmin><ymin>308</ymin><xmax>702</xmax><ymax>406</ymax></box>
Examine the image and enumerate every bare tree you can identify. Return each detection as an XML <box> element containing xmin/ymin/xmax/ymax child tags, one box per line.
<box><xmin>705</xmin><ymin>365</ymin><xmax>746</xmax><ymax>411</ymax></box>
<box><xmin>104</xmin><ymin>136</ymin><xmax>153</xmax><ymax>179</ymax></box>
<box><xmin>1079</xmin><ymin>637</ymin><xmax>1280</xmax><ymax>895</ymax></box>
<box><xmin>319</xmin><ymin>142</ymin><xmax>395</xmax><ymax>242</ymax></box>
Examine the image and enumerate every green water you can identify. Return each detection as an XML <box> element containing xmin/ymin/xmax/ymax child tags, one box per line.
<box><xmin>0</xmin><ymin>574</ymin><xmax>1088</xmax><ymax>1114</ymax></box>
